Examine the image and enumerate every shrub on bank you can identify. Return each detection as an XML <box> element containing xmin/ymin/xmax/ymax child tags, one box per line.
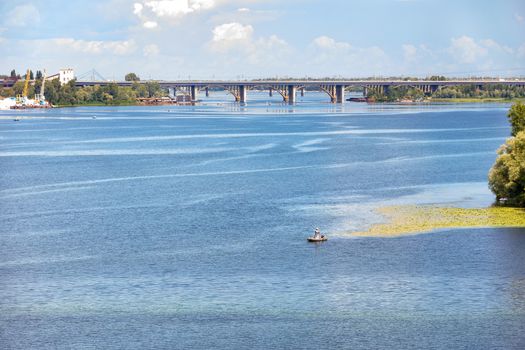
<box><xmin>489</xmin><ymin>102</ymin><xmax>525</xmax><ymax>207</ymax></box>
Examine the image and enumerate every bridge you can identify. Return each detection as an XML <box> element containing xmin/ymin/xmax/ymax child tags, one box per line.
<box><xmin>74</xmin><ymin>79</ymin><xmax>525</xmax><ymax>104</ymax></box>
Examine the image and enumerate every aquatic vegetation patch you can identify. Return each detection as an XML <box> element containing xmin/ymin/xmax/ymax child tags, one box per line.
<box><xmin>351</xmin><ymin>205</ymin><xmax>525</xmax><ymax>237</ymax></box>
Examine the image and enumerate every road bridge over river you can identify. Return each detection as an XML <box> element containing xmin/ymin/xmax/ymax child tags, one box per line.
<box><xmin>75</xmin><ymin>79</ymin><xmax>525</xmax><ymax>103</ymax></box>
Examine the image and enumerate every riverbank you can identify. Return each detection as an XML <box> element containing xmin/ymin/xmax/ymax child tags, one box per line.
<box><xmin>350</xmin><ymin>205</ymin><xmax>525</xmax><ymax>237</ymax></box>
<box><xmin>429</xmin><ymin>97</ymin><xmax>525</xmax><ymax>103</ymax></box>
<box><xmin>53</xmin><ymin>101</ymin><xmax>138</xmax><ymax>108</ymax></box>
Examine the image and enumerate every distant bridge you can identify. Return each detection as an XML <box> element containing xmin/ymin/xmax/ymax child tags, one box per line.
<box><xmin>74</xmin><ymin>79</ymin><xmax>525</xmax><ymax>103</ymax></box>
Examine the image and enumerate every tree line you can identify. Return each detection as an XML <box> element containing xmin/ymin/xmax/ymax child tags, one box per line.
<box><xmin>367</xmin><ymin>84</ymin><xmax>525</xmax><ymax>102</ymax></box>
<box><xmin>0</xmin><ymin>72</ymin><xmax>166</xmax><ymax>105</ymax></box>
<box><xmin>489</xmin><ymin>102</ymin><xmax>525</xmax><ymax>207</ymax></box>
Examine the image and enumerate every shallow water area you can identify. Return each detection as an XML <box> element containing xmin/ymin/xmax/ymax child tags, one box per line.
<box><xmin>1</xmin><ymin>94</ymin><xmax>524</xmax><ymax>349</ymax></box>
<box><xmin>350</xmin><ymin>205</ymin><xmax>525</xmax><ymax>237</ymax></box>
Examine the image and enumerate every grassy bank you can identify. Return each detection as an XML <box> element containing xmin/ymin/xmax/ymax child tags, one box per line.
<box><xmin>53</xmin><ymin>101</ymin><xmax>139</xmax><ymax>108</ymax></box>
<box><xmin>429</xmin><ymin>97</ymin><xmax>525</xmax><ymax>103</ymax></box>
<box><xmin>350</xmin><ymin>205</ymin><xmax>525</xmax><ymax>237</ymax></box>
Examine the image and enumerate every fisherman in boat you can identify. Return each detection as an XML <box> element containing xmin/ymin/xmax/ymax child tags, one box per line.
<box><xmin>308</xmin><ymin>227</ymin><xmax>327</xmax><ymax>242</ymax></box>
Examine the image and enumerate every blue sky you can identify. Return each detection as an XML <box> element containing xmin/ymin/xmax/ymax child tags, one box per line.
<box><xmin>1</xmin><ymin>0</ymin><xmax>524</xmax><ymax>79</ymax></box>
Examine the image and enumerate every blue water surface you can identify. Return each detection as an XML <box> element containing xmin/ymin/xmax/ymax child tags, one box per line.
<box><xmin>1</xmin><ymin>94</ymin><xmax>524</xmax><ymax>349</ymax></box>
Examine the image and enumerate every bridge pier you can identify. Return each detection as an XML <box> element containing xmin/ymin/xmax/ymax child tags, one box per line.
<box><xmin>288</xmin><ymin>85</ymin><xmax>296</xmax><ymax>104</ymax></box>
<box><xmin>205</xmin><ymin>87</ymin><xmax>209</xmax><ymax>97</ymax></box>
<box><xmin>336</xmin><ymin>85</ymin><xmax>345</xmax><ymax>103</ymax></box>
<box><xmin>239</xmin><ymin>85</ymin><xmax>247</xmax><ymax>104</ymax></box>
<box><xmin>190</xmin><ymin>85</ymin><xmax>198</xmax><ymax>101</ymax></box>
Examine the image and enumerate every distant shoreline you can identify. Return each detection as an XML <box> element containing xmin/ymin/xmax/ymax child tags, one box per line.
<box><xmin>2</xmin><ymin>97</ymin><xmax>524</xmax><ymax>109</ymax></box>
<box><xmin>54</xmin><ymin>97</ymin><xmax>525</xmax><ymax>107</ymax></box>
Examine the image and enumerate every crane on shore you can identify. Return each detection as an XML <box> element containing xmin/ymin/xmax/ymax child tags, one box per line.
<box><xmin>35</xmin><ymin>69</ymin><xmax>47</xmax><ymax>105</ymax></box>
<box><xmin>11</xmin><ymin>69</ymin><xmax>52</xmax><ymax>109</ymax></box>
<box><xmin>16</xmin><ymin>69</ymin><xmax>31</xmax><ymax>104</ymax></box>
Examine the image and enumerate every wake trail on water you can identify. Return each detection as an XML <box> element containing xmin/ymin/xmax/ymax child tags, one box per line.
<box><xmin>0</xmin><ymin>143</ymin><xmax>277</xmax><ymax>157</ymax></box>
<box><xmin>25</xmin><ymin>126</ymin><xmax>507</xmax><ymax>145</ymax></box>
<box><xmin>1</xmin><ymin>151</ymin><xmax>492</xmax><ymax>199</ymax></box>
<box><xmin>0</xmin><ymin>165</ymin><xmax>319</xmax><ymax>196</ymax></box>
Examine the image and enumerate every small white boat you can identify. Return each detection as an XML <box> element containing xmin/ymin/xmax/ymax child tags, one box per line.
<box><xmin>307</xmin><ymin>228</ymin><xmax>327</xmax><ymax>242</ymax></box>
<box><xmin>307</xmin><ymin>235</ymin><xmax>327</xmax><ymax>242</ymax></box>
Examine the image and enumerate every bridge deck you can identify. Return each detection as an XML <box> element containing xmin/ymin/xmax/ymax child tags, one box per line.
<box><xmin>75</xmin><ymin>80</ymin><xmax>525</xmax><ymax>87</ymax></box>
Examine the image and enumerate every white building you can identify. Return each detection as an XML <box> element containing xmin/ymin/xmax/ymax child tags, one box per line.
<box><xmin>59</xmin><ymin>68</ymin><xmax>75</xmax><ymax>85</ymax></box>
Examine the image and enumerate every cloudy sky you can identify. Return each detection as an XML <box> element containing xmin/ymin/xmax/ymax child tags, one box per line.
<box><xmin>1</xmin><ymin>0</ymin><xmax>524</xmax><ymax>80</ymax></box>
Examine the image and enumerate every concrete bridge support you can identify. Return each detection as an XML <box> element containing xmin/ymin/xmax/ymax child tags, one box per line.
<box><xmin>239</xmin><ymin>85</ymin><xmax>247</xmax><ymax>104</ymax></box>
<box><xmin>190</xmin><ymin>85</ymin><xmax>198</xmax><ymax>101</ymax></box>
<box><xmin>287</xmin><ymin>85</ymin><xmax>296</xmax><ymax>104</ymax></box>
<box><xmin>365</xmin><ymin>85</ymin><xmax>384</xmax><ymax>95</ymax></box>
<box><xmin>336</xmin><ymin>85</ymin><xmax>345</xmax><ymax>103</ymax></box>
<box><xmin>320</xmin><ymin>85</ymin><xmax>336</xmax><ymax>103</ymax></box>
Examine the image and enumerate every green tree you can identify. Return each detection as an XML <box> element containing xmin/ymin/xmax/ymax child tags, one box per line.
<box><xmin>507</xmin><ymin>101</ymin><xmax>525</xmax><ymax>136</ymax></box>
<box><xmin>12</xmin><ymin>81</ymin><xmax>26</xmax><ymax>95</ymax></box>
<box><xmin>10</xmin><ymin>69</ymin><xmax>16</xmax><ymax>78</ymax></box>
<box><xmin>125</xmin><ymin>73</ymin><xmax>140</xmax><ymax>81</ymax></box>
<box><xmin>145</xmin><ymin>81</ymin><xmax>161</xmax><ymax>97</ymax></box>
<box><xmin>132</xmin><ymin>81</ymin><xmax>148</xmax><ymax>97</ymax></box>
<box><xmin>36</xmin><ymin>70</ymin><xmax>43</xmax><ymax>80</ymax></box>
<box><xmin>44</xmin><ymin>79</ymin><xmax>61</xmax><ymax>104</ymax></box>
<box><xmin>0</xmin><ymin>87</ymin><xmax>14</xmax><ymax>97</ymax></box>
<box><xmin>103</xmin><ymin>82</ymin><xmax>120</xmax><ymax>98</ymax></box>
<box><xmin>489</xmin><ymin>131</ymin><xmax>525</xmax><ymax>206</ymax></box>
<box><xmin>29</xmin><ymin>70</ymin><xmax>34</xmax><ymax>80</ymax></box>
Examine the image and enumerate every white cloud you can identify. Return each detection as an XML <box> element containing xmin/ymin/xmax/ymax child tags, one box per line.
<box><xmin>312</xmin><ymin>36</ymin><xmax>351</xmax><ymax>50</ymax></box>
<box><xmin>50</xmin><ymin>38</ymin><xmax>137</xmax><ymax>55</ymax></box>
<box><xmin>143</xmin><ymin>44</ymin><xmax>160</xmax><ymax>56</ymax></box>
<box><xmin>309</xmin><ymin>36</ymin><xmax>389</xmax><ymax>76</ymax></box>
<box><xmin>207</xmin><ymin>23</ymin><xmax>290</xmax><ymax>71</ymax></box>
<box><xmin>448</xmin><ymin>35</ymin><xmax>487</xmax><ymax>64</ymax></box>
<box><xmin>210</xmin><ymin>22</ymin><xmax>257</xmax><ymax>52</ymax></box>
<box><xmin>143</xmin><ymin>21</ymin><xmax>158</xmax><ymax>28</ymax></box>
<box><xmin>133</xmin><ymin>0</ymin><xmax>217</xmax><ymax>28</ymax></box>
<box><xmin>143</xmin><ymin>0</ymin><xmax>215</xmax><ymax>18</ymax></box>
<box><xmin>237</xmin><ymin>8</ymin><xmax>250</xmax><ymax>12</ymax></box>
<box><xmin>516</xmin><ymin>14</ymin><xmax>524</xmax><ymax>23</ymax></box>
<box><xmin>518</xmin><ymin>44</ymin><xmax>525</xmax><ymax>58</ymax></box>
<box><xmin>212</xmin><ymin>22</ymin><xmax>253</xmax><ymax>42</ymax></box>
<box><xmin>6</xmin><ymin>4</ymin><xmax>40</xmax><ymax>27</ymax></box>
<box><xmin>133</xmin><ymin>3</ymin><xmax>144</xmax><ymax>15</ymax></box>
<box><xmin>247</xmin><ymin>34</ymin><xmax>290</xmax><ymax>64</ymax></box>
<box><xmin>480</xmin><ymin>39</ymin><xmax>514</xmax><ymax>54</ymax></box>
<box><xmin>402</xmin><ymin>44</ymin><xmax>417</xmax><ymax>62</ymax></box>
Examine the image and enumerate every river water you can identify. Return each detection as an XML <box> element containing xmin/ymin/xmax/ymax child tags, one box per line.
<box><xmin>1</xmin><ymin>93</ymin><xmax>524</xmax><ymax>349</ymax></box>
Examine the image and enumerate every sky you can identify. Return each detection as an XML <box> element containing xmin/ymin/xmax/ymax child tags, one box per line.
<box><xmin>1</xmin><ymin>0</ymin><xmax>524</xmax><ymax>80</ymax></box>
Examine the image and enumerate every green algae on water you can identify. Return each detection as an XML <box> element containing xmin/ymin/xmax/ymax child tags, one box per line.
<box><xmin>351</xmin><ymin>206</ymin><xmax>525</xmax><ymax>237</ymax></box>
